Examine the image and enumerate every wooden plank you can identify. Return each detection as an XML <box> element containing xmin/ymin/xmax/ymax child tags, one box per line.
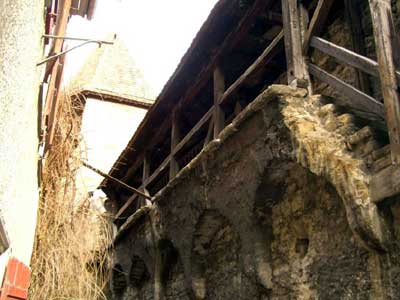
<box><xmin>281</xmin><ymin>0</ymin><xmax>310</xmax><ymax>86</ymax></box>
<box><xmin>310</xmin><ymin>36</ymin><xmax>400</xmax><ymax>83</ymax></box>
<box><xmin>368</xmin><ymin>0</ymin><xmax>400</xmax><ymax>164</ymax></box>
<box><xmin>46</xmin><ymin>53</ymin><xmax>66</xmax><ymax>148</ymax></box>
<box><xmin>311</xmin><ymin>37</ymin><xmax>369</xmax><ymax>76</ymax></box>
<box><xmin>174</xmin><ymin>107</ymin><xmax>214</xmax><ymax>156</ymax></box>
<box><xmin>44</xmin><ymin>0</ymin><xmax>73</xmax><ymax>76</ymax></box>
<box><xmin>120</xmin><ymin>155</ymin><xmax>146</xmax><ymax>188</ymax></box>
<box><xmin>303</xmin><ymin>0</ymin><xmax>335</xmax><ymax>52</ymax></box>
<box><xmin>43</xmin><ymin>0</ymin><xmax>73</xmax><ymax>152</ymax></box>
<box><xmin>219</xmin><ymin>30</ymin><xmax>284</xmax><ymax>106</ymax></box>
<box><xmin>115</xmin><ymin>194</ymin><xmax>139</xmax><ymax>221</ymax></box>
<box><xmin>299</xmin><ymin>1</ymin><xmax>310</xmax><ymax>44</ymax></box>
<box><xmin>308</xmin><ymin>63</ymin><xmax>385</xmax><ymax>117</ymax></box>
<box><xmin>146</xmin><ymin>107</ymin><xmax>214</xmax><ymax>187</ymax></box>
<box><xmin>370</xmin><ymin>165</ymin><xmax>400</xmax><ymax>203</ymax></box>
<box><xmin>372</xmin><ymin>144</ymin><xmax>391</xmax><ymax>161</ymax></box>
<box><xmin>213</xmin><ymin>66</ymin><xmax>225</xmax><ymax>137</ymax></box>
<box><xmin>344</xmin><ymin>0</ymin><xmax>371</xmax><ymax>94</ymax></box>
<box><xmin>114</xmin><ymin>154</ymin><xmax>150</xmax><ymax>221</ymax></box>
<box><xmin>144</xmin><ymin>155</ymin><xmax>171</xmax><ymax>190</ymax></box>
<box><xmin>82</xmin><ymin>162</ymin><xmax>151</xmax><ymax>199</ymax></box>
<box><xmin>170</xmin><ymin>110</ymin><xmax>181</xmax><ymax>179</ymax></box>
<box><xmin>42</xmin><ymin>61</ymin><xmax>60</xmax><ymax>151</ymax></box>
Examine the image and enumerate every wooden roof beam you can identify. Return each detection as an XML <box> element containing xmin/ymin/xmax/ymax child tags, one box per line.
<box><xmin>116</xmin><ymin>0</ymin><xmax>273</xmax><ymax>186</ymax></box>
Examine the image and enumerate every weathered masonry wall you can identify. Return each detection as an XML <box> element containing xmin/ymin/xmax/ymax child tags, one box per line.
<box><xmin>0</xmin><ymin>0</ymin><xmax>44</xmax><ymax>269</ymax></box>
<box><xmin>109</xmin><ymin>86</ymin><xmax>400</xmax><ymax>300</ymax></box>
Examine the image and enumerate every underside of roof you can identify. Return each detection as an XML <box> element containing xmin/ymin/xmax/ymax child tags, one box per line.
<box><xmin>101</xmin><ymin>0</ymin><xmax>283</xmax><ymax>188</ymax></box>
<box><xmin>69</xmin><ymin>36</ymin><xmax>155</xmax><ymax>107</ymax></box>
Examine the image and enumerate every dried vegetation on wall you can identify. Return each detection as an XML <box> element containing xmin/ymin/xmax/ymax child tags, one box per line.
<box><xmin>29</xmin><ymin>91</ymin><xmax>112</xmax><ymax>300</ymax></box>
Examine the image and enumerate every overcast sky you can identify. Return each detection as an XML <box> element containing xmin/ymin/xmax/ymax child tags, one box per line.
<box><xmin>65</xmin><ymin>0</ymin><xmax>219</xmax><ymax>97</ymax></box>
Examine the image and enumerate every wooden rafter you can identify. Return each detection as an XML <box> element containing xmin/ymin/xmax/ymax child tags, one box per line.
<box><xmin>308</xmin><ymin>63</ymin><xmax>385</xmax><ymax>117</ymax></box>
<box><xmin>82</xmin><ymin>162</ymin><xmax>151</xmax><ymax>200</ymax></box>
<box><xmin>310</xmin><ymin>37</ymin><xmax>400</xmax><ymax>83</ymax></box>
<box><xmin>303</xmin><ymin>0</ymin><xmax>335</xmax><ymax>53</ymax></box>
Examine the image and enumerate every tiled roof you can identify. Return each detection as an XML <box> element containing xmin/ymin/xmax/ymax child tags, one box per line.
<box><xmin>70</xmin><ymin>36</ymin><xmax>154</xmax><ymax>104</ymax></box>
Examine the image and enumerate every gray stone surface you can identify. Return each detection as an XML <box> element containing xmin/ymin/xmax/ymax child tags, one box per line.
<box><xmin>108</xmin><ymin>86</ymin><xmax>400</xmax><ymax>299</ymax></box>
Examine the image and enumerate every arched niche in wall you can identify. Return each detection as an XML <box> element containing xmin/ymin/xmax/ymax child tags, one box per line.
<box><xmin>190</xmin><ymin>209</ymin><xmax>260</xmax><ymax>299</ymax></box>
<box><xmin>111</xmin><ymin>264</ymin><xmax>128</xmax><ymax>300</ymax></box>
<box><xmin>159</xmin><ymin>239</ymin><xmax>189</xmax><ymax>299</ymax></box>
<box><xmin>124</xmin><ymin>254</ymin><xmax>152</xmax><ymax>299</ymax></box>
<box><xmin>253</xmin><ymin>161</ymin><xmax>288</xmax><ymax>244</ymax></box>
<box><xmin>265</xmin><ymin>162</ymin><xmax>377</xmax><ymax>299</ymax></box>
<box><xmin>250</xmin><ymin>162</ymin><xmax>289</xmax><ymax>297</ymax></box>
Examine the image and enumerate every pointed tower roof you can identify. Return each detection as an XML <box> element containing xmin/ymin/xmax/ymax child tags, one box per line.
<box><xmin>70</xmin><ymin>36</ymin><xmax>154</xmax><ymax>106</ymax></box>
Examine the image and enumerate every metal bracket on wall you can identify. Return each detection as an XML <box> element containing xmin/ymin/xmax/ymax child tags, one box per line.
<box><xmin>36</xmin><ymin>34</ymin><xmax>115</xmax><ymax>66</ymax></box>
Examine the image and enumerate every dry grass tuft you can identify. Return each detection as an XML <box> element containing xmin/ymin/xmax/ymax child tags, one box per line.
<box><xmin>29</xmin><ymin>91</ymin><xmax>112</xmax><ymax>300</ymax></box>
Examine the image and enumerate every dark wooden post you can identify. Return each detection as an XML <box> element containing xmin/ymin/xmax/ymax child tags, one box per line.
<box><xmin>143</xmin><ymin>153</ymin><xmax>150</xmax><ymax>188</ymax></box>
<box><xmin>344</xmin><ymin>0</ymin><xmax>371</xmax><ymax>94</ymax></box>
<box><xmin>204</xmin><ymin>119</ymin><xmax>214</xmax><ymax>147</ymax></box>
<box><xmin>213</xmin><ymin>66</ymin><xmax>225</xmax><ymax>138</ymax></box>
<box><xmin>281</xmin><ymin>0</ymin><xmax>311</xmax><ymax>89</ymax></box>
<box><xmin>368</xmin><ymin>0</ymin><xmax>400</xmax><ymax>164</ymax></box>
<box><xmin>303</xmin><ymin>0</ymin><xmax>335</xmax><ymax>52</ymax></box>
<box><xmin>170</xmin><ymin>110</ymin><xmax>181</xmax><ymax>179</ymax></box>
<box><xmin>141</xmin><ymin>153</ymin><xmax>151</xmax><ymax>206</ymax></box>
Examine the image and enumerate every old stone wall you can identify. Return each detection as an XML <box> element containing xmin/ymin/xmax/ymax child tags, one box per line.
<box><xmin>108</xmin><ymin>86</ymin><xmax>400</xmax><ymax>300</ymax></box>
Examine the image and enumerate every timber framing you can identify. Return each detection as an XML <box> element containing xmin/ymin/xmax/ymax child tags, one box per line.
<box><xmin>102</xmin><ymin>0</ymin><xmax>400</xmax><ymax>225</ymax></box>
<box><xmin>72</xmin><ymin>89</ymin><xmax>153</xmax><ymax>110</ymax></box>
